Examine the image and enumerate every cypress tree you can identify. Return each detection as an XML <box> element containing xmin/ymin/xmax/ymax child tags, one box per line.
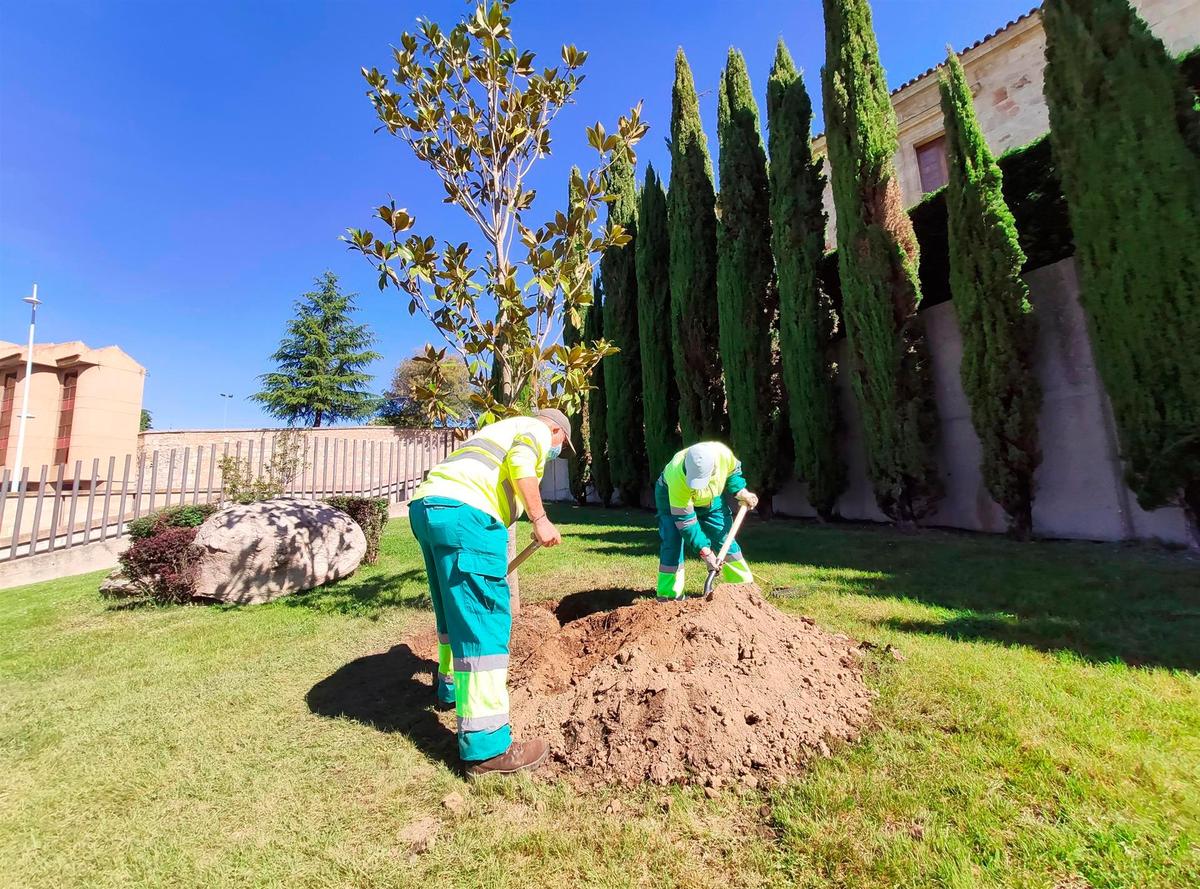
<box><xmin>716</xmin><ymin>48</ymin><xmax>782</xmax><ymax>505</ymax></box>
<box><xmin>563</xmin><ymin>166</ymin><xmax>592</xmax><ymax>504</ymax></box>
<box><xmin>1043</xmin><ymin>0</ymin><xmax>1200</xmax><ymax>542</ymax></box>
<box><xmin>636</xmin><ymin>164</ymin><xmax>681</xmax><ymax>475</ymax></box>
<box><xmin>768</xmin><ymin>39</ymin><xmax>844</xmax><ymax>518</ymax></box>
<box><xmin>586</xmin><ymin>274</ymin><xmax>613</xmax><ymax>506</ymax></box>
<box><xmin>821</xmin><ymin>0</ymin><xmax>941</xmax><ymax>523</ymax></box>
<box><xmin>601</xmin><ymin>148</ymin><xmax>647</xmax><ymax>507</ymax></box>
<box><xmin>939</xmin><ymin>49</ymin><xmax>1042</xmax><ymax>539</ymax></box>
<box><xmin>669</xmin><ymin>48</ymin><xmax>726</xmax><ymax>442</ymax></box>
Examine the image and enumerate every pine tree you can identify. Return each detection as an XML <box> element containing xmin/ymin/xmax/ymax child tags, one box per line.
<box><xmin>586</xmin><ymin>275</ymin><xmax>613</xmax><ymax>506</ymax></box>
<box><xmin>716</xmin><ymin>48</ymin><xmax>782</xmax><ymax>505</ymax></box>
<box><xmin>669</xmin><ymin>48</ymin><xmax>726</xmax><ymax>442</ymax></box>
<box><xmin>252</xmin><ymin>272</ymin><xmax>381</xmax><ymax>427</ymax></box>
<box><xmin>821</xmin><ymin>0</ymin><xmax>940</xmax><ymax>522</ymax></box>
<box><xmin>768</xmin><ymin>39</ymin><xmax>844</xmax><ymax>518</ymax></box>
<box><xmin>940</xmin><ymin>49</ymin><xmax>1042</xmax><ymax>538</ymax></box>
<box><xmin>601</xmin><ymin>148</ymin><xmax>646</xmax><ymax>507</ymax></box>
<box><xmin>636</xmin><ymin>164</ymin><xmax>681</xmax><ymax>475</ymax></box>
<box><xmin>1043</xmin><ymin>0</ymin><xmax>1200</xmax><ymax>542</ymax></box>
<box><xmin>563</xmin><ymin>166</ymin><xmax>592</xmax><ymax>504</ymax></box>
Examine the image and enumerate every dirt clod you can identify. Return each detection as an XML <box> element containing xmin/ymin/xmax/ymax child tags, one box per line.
<box><xmin>506</xmin><ymin>584</ymin><xmax>873</xmax><ymax>788</ymax></box>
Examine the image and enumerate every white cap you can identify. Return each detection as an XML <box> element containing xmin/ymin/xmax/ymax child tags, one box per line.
<box><xmin>683</xmin><ymin>443</ymin><xmax>719</xmax><ymax>490</ymax></box>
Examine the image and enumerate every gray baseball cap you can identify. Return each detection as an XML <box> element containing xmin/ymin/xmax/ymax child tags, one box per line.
<box><xmin>536</xmin><ymin>408</ymin><xmax>576</xmax><ymax>455</ymax></box>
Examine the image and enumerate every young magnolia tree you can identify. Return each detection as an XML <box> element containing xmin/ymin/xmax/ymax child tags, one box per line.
<box><xmin>345</xmin><ymin>0</ymin><xmax>648</xmax><ymax>425</ymax></box>
<box><xmin>562</xmin><ymin>167</ymin><xmax>592</xmax><ymax>503</ymax></box>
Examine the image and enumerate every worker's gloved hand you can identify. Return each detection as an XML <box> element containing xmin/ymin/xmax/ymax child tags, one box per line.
<box><xmin>532</xmin><ymin>515</ymin><xmax>562</xmax><ymax>547</ymax></box>
<box><xmin>736</xmin><ymin>489</ymin><xmax>760</xmax><ymax>510</ymax></box>
<box><xmin>700</xmin><ymin>547</ymin><xmax>720</xmax><ymax>572</ymax></box>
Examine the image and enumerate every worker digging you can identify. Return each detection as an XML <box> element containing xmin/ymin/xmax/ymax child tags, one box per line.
<box><xmin>409</xmin><ymin>416</ymin><xmax>871</xmax><ymax>785</ymax></box>
<box><xmin>408</xmin><ymin>408</ymin><xmax>573</xmax><ymax>778</ymax></box>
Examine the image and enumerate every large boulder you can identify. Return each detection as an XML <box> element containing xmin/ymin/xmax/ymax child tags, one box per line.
<box><xmin>192</xmin><ymin>498</ymin><xmax>366</xmax><ymax>604</ymax></box>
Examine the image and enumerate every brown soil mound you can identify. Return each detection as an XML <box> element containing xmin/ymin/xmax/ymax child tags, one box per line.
<box><xmin>505</xmin><ymin>584</ymin><xmax>873</xmax><ymax>788</ymax></box>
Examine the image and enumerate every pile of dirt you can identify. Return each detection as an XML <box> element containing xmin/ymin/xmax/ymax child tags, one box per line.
<box><xmin>503</xmin><ymin>584</ymin><xmax>873</xmax><ymax>788</ymax></box>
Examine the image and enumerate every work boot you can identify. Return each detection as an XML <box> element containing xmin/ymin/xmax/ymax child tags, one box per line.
<box><xmin>466</xmin><ymin>738</ymin><xmax>548</xmax><ymax>778</ymax></box>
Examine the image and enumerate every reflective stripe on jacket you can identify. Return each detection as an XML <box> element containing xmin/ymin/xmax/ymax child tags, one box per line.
<box><xmin>657</xmin><ymin>442</ymin><xmax>746</xmax><ymax>553</ymax></box>
<box><xmin>415</xmin><ymin>416</ymin><xmax>551</xmax><ymax>525</ymax></box>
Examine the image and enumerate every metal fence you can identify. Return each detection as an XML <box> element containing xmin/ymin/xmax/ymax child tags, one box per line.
<box><xmin>0</xmin><ymin>430</ymin><xmax>457</xmax><ymax>562</ymax></box>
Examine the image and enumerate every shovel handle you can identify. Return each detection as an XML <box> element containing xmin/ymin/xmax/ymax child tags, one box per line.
<box><xmin>704</xmin><ymin>503</ymin><xmax>750</xmax><ymax>600</ymax></box>
<box><xmin>715</xmin><ymin>503</ymin><xmax>750</xmax><ymax>566</ymax></box>
<box><xmin>508</xmin><ymin>538</ymin><xmax>541</xmax><ymax>573</ymax></box>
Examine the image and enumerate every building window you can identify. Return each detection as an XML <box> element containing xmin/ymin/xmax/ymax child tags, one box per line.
<box><xmin>54</xmin><ymin>372</ymin><xmax>78</xmax><ymax>465</ymax></box>
<box><xmin>0</xmin><ymin>373</ymin><xmax>17</xmax><ymax>463</ymax></box>
<box><xmin>916</xmin><ymin>135</ymin><xmax>949</xmax><ymax>194</ymax></box>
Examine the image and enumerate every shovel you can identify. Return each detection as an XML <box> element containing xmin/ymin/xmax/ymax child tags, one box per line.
<box><xmin>508</xmin><ymin>538</ymin><xmax>542</xmax><ymax>573</ymax></box>
<box><xmin>703</xmin><ymin>503</ymin><xmax>750</xmax><ymax>599</ymax></box>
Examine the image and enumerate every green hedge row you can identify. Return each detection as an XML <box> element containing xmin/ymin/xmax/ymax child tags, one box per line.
<box><xmin>324</xmin><ymin>496</ymin><xmax>388</xmax><ymax>565</ymax></box>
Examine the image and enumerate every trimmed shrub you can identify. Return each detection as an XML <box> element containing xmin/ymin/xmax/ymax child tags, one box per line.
<box><xmin>586</xmin><ymin>274</ymin><xmax>613</xmax><ymax>506</ymax></box>
<box><xmin>118</xmin><ymin>527</ymin><xmax>203</xmax><ymax>604</ymax></box>
<box><xmin>127</xmin><ymin>503</ymin><xmax>219</xmax><ymax>541</ymax></box>
<box><xmin>1044</xmin><ymin>0</ymin><xmax>1200</xmax><ymax>536</ymax></box>
<box><xmin>324</xmin><ymin>496</ymin><xmax>388</xmax><ymax>564</ymax></box>
<box><xmin>601</xmin><ymin>147</ymin><xmax>647</xmax><ymax>506</ymax></box>
<box><xmin>822</xmin><ymin>0</ymin><xmax>941</xmax><ymax>523</ymax></box>
<box><xmin>564</xmin><ymin>166</ymin><xmax>593</xmax><ymax>505</ymax></box>
<box><xmin>941</xmin><ymin>48</ymin><xmax>1042</xmax><ymax>538</ymax></box>
<box><xmin>636</xmin><ymin>164</ymin><xmax>681</xmax><ymax>476</ymax></box>
<box><xmin>669</xmin><ymin>48</ymin><xmax>726</xmax><ymax>441</ymax></box>
<box><xmin>769</xmin><ymin>38</ymin><xmax>844</xmax><ymax>518</ymax></box>
<box><xmin>717</xmin><ymin>47</ymin><xmax>784</xmax><ymax>505</ymax></box>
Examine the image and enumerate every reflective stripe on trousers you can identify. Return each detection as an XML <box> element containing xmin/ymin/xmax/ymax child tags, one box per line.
<box><xmin>409</xmin><ymin>496</ymin><xmax>513</xmax><ymax>762</ymax></box>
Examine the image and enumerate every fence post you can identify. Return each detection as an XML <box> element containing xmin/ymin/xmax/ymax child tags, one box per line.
<box><xmin>100</xmin><ymin>456</ymin><xmax>116</xmax><ymax>542</ymax></box>
<box><xmin>117</xmin><ymin>454</ymin><xmax>132</xmax><ymax>536</ymax></box>
<box><xmin>83</xmin><ymin>458</ymin><xmax>100</xmax><ymax>544</ymax></box>
<box><xmin>164</xmin><ymin>448</ymin><xmax>177</xmax><ymax>511</ymax></box>
<box><xmin>148</xmin><ymin>451</ymin><xmax>159</xmax><ymax>515</ymax></box>
<box><xmin>64</xmin><ymin>460</ymin><xmax>84</xmax><ymax>549</ymax></box>
<box><xmin>7</xmin><ymin>467</ymin><xmax>29</xmax><ymax>560</ymax></box>
<box><xmin>0</xmin><ymin>468</ymin><xmax>10</xmax><ymax>530</ymax></box>
<box><xmin>28</xmin><ymin>465</ymin><xmax>49</xmax><ymax>556</ymax></box>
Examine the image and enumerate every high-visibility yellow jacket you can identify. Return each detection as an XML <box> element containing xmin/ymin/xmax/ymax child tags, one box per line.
<box><xmin>657</xmin><ymin>442</ymin><xmax>746</xmax><ymax>552</ymax></box>
<box><xmin>414</xmin><ymin>417</ymin><xmax>551</xmax><ymax>526</ymax></box>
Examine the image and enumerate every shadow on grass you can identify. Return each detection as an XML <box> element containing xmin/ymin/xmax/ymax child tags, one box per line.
<box><xmin>715</xmin><ymin>514</ymin><xmax>1200</xmax><ymax>671</ymax></box>
<box><xmin>281</xmin><ymin>568</ymin><xmax>430</xmax><ymax>616</ymax></box>
<box><xmin>306</xmin><ymin>643</ymin><xmax>458</xmax><ymax>769</ymax></box>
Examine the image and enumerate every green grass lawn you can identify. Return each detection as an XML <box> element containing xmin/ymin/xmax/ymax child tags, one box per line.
<box><xmin>2</xmin><ymin>505</ymin><xmax>1198</xmax><ymax>888</ymax></box>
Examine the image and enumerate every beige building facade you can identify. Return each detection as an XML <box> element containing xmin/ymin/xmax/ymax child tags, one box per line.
<box><xmin>815</xmin><ymin>0</ymin><xmax>1200</xmax><ymax>245</ymax></box>
<box><xmin>0</xmin><ymin>341</ymin><xmax>145</xmax><ymax>474</ymax></box>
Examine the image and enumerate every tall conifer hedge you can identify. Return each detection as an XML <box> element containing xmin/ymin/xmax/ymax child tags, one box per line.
<box><xmin>768</xmin><ymin>39</ymin><xmax>844</xmax><ymax>518</ymax></box>
<box><xmin>941</xmin><ymin>50</ymin><xmax>1042</xmax><ymax>538</ymax></box>
<box><xmin>601</xmin><ymin>149</ymin><xmax>646</xmax><ymax>507</ymax></box>
<box><xmin>669</xmin><ymin>48</ymin><xmax>726</xmax><ymax>442</ymax></box>
<box><xmin>586</xmin><ymin>275</ymin><xmax>613</xmax><ymax>506</ymax></box>
<box><xmin>716</xmin><ymin>48</ymin><xmax>782</xmax><ymax>503</ymax></box>
<box><xmin>1044</xmin><ymin>0</ymin><xmax>1200</xmax><ymax>540</ymax></box>
<box><xmin>821</xmin><ymin>0</ymin><xmax>941</xmax><ymax>523</ymax></box>
<box><xmin>563</xmin><ymin>167</ymin><xmax>592</xmax><ymax>504</ymax></box>
<box><xmin>636</xmin><ymin>164</ymin><xmax>680</xmax><ymax>475</ymax></box>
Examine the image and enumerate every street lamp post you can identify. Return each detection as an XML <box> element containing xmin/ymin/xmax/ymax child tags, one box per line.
<box><xmin>219</xmin><ymin>393</ymin><xmax>234</xmax><ymax>428</ymax></box>
<box><xmin>12</xmin><ymin>285</ymin><xmax>42</xmax><ymax>493</ymax></box>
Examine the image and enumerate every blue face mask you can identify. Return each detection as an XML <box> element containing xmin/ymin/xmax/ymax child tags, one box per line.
<box><xmin>547</xmin><ymin>443</ymin><xmax>563</xmax><ymax>461</ymax></box>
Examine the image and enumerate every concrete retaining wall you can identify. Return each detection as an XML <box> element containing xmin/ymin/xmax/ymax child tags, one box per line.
<box><xmin>542</xmin><ymin>258</ymin><xmax>1192</xmax><ymax>545</ymax></box>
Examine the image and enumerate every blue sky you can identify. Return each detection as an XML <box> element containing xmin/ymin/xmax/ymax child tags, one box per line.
<box><xmin>0</xmin><ymin>0</ymin><xmax>1035</xmax><ymax>429</ymax></box>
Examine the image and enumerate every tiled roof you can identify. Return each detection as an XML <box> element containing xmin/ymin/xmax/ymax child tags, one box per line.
<box><xmin>813</xmin><ymin>5</ymin><xmax>1042</xmax><ymax>142</ymax></box>
<box><xmin>889</xmin><ymin>6</ymin><xmax>1042</xmax><ymax>95</ymax></box>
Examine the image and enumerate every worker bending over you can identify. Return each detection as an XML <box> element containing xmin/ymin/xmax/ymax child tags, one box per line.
<box><xmin>655</xmin><ymin>442</ymin><xmax>758</xmax><ymax>600</ymax></box>
<box><xmin>409</xmin><ymin>409</ymin><xmax>573</xmax><ymax>777</ymax></box>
